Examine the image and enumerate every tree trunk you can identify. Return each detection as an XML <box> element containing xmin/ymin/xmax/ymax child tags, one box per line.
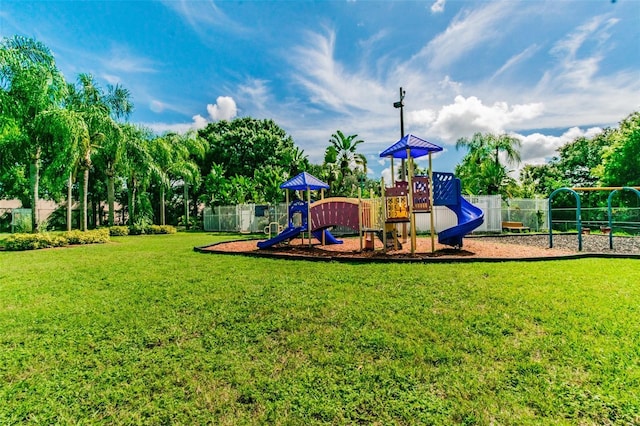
<box><xmin>184</xmin><ymin>182</ymin><xmax>189</xmax><ymax>230</ymax></box>
<box><xmin>80</xmin><ymin>167</ymin><xmax>89</xmax><ymax>231</ymax></box>
<box><xmin>107</xmin><ymin>168</ymin><xmax>115</xmax><ymax>226</ymax></box>
<box><xmin>30</xmin><ymin>148</ymin><xmax>41</xmax><ymax>233</ymax></box>
<box><xmin>160</xmin><ymin>186</ymin><xmax>166</xmax><ymax>226</ymax></box>
<box><xmin>128</xmin><ymin>177</ymin><xmax>137</xmax><ymax>225</ymax></box>
<box><xmin>67</xmin><ymin>172</ymin><xmax>73</xmax><ymax>231</ymax></box>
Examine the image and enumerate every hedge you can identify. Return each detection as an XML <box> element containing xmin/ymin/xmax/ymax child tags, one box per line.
<box><xmin>4</xmin><ymin>229</ymin><xmax>110</xmax><ymax>251</ymax></box>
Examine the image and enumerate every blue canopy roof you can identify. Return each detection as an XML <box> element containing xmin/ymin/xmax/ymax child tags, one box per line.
<box><xmin>280</xmin><ymin>172</ymin><xmax>329</xmax><ymax>190</ymax></box>
<box><xmin>379</xmin><ymin>134</ymin><xmax>443</xmax><ymax>159</ymax></box>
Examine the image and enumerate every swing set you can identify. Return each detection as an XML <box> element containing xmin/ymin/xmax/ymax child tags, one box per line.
<box><xmin>548</xmin><ymin>186</ymin><xmax>640</xmax><ymax>251</ymax></box>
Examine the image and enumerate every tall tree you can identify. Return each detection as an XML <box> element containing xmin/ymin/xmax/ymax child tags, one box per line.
<box><xmin>120</xmin><ymin>124</ymin><xmax>160</xmax><ymax>225</ymax></box>
<box><xmin>598</xmin><ymin>111</ymin><xmax>640</xmax><ymax>187</ymax></box>
<box><xmin>91</xmin><ymin>83</ymin><xmax>133</xmax><ymax>226</ymax></box>
<box><xmin>199</xmin><ymin>117</ymin><xmax>299</xmax><ymax>178</ymax></box>
<box><xmin>455</xmin><ymin>132</ymin><xmax>521</xmax><ymax>197</ymax></box>
<box><xmin>0</xmin><ymin>36</ymin><xmax>68</xmax><ymax>231</ymax></box>
<box><xmin>150</xmin><ymin>131</ymin><xmax>205</xmax><ymax>225</ymax></box>
<box><xmin>197</xmin><ymin>117</ymin><xmax>301</xmax><ymax>207</ymax></box>
<box><xmin>65</xmin><ymin>74</ymin><xmax>121</xmax><ymax>230</ymax></box>
<box><xmin>323</xmin><ymin>130</ymin><xmax>367</xmax><ymax>196</ymax></box>
<box><xmin>327</xmin><ymin>130</ymin><xmax>367</xmax><ymax>175</ymax></box>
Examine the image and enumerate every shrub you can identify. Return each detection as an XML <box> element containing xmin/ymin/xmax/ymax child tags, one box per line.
<box><xmin>4</xmin><ymin>229</ymin><xmax>110</xmax><ymax>251</ymax></box>
<box><xmin>4</xmin><ymin>233</ymin><xmax>67</xmax><ymax>251</ymax></box>
<box><xmin>63</xmin><ymin>229</ymin><xmax>110</xmax><ymax>244</ymax></box>
<box><xmin>145</xmin><ymin>225</ymin><xmax>177</xmax><ymax>234</ymax></box>
<box><xmin>109</xmin><ymin>226</ymin><xmax>130</xmax><ymax>236</ymax></box>
<box><xmin>128</xmin><ymin>224</ymin><xmax>146</xmax><ymax>235</ymax></box>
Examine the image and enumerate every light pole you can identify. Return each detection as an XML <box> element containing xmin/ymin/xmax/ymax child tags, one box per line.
<box><xmin>393</xmin><ymin>87</ymin><xmax>406</xmax><ymax>180</ymax></box>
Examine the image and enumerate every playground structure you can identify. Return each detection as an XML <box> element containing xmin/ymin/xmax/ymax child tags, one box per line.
<box><xmin>548</xmin><ymin>186</ymin><xmax>640</xmax><ymax>251</ymax></box>
<box><xmin>257</xmin><ymin>135</ymin><xmax>485</xmax><ymax>253</ymax></box>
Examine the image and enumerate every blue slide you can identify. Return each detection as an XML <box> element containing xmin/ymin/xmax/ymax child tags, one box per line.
<box><xmin>257</xmin><ymin>227</ymin><xmax>342</xmax><ymax>249</ymax></box>
<box><xmin>437</xmin><ymin>195</ymin><xmax>484</xmax><ymax>248</ymax></box>
<box><xmin>312</xmin><ymin>229</ymin><xmax>343</xmax><ymax>245</ymax></box>
<box><xmin>257</xmin><ymin>226</ymin><xmax>305</xmax><ymax>249</ymax></box>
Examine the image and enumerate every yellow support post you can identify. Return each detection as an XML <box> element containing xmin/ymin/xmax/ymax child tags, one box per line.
<box><xmin>406</xmin><ymin>148</ymin><xmax>415</xmax><ymax>255</ymax></box>
<box><xmin>429</xmin><ymin>152</ymin><xmax>435</xmax><ymax>253</ymax></box>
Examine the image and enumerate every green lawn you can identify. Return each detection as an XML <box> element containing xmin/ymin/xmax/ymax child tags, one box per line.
<box><xmin>1</xmin><ymin>233</ymin><xmax>639</xmax><ymax>425</ymax></box>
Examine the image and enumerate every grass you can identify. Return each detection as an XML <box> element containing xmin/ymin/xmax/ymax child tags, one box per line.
<box><xmin>1</xmin><ymin>232</ymin><xmax>639</xmax><ymax>425</ymax></box>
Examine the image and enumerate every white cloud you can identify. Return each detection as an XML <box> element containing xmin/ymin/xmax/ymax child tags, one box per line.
<box><xmin>160</xmin><ymin>0</ymin><xmax>247</xmax><ymax>35</ymax></box>
<box><xmin>515</xmin><ymin>126</ymin><xmax>603</xmax><ymax>166</ymax></box>
<box><xmin>423</xmin><ymin>96</ymin><xmax>544</xmax><ymax>142</ymax></box>
<box><xmin>491</xmin><ymin>44</ymin><xmax>540</xmax><ymax>81</ymax></box>
<box><xmin>144</xmin><ymin>121</ymin><xmax>194</xmax><ymax>135</ymax></box>
<box><xmin>143</xmin><ymin>97</ymin><xmax>238</xmax><ymax>134</ymax></box>
<box><xmin>207</xmin><ymin>96</ymin><xmax>238</xmax><ymax>121</ymax></box>
<box><xmin>430</xmin><ymin>0</ymin><xmax>446</xmax><ymax>14</ymax></box>
<box><xmin>149</xmin><ymin>100</ymin><xmax>165</xmax><ymax>113</ymax></box>
<box><xmin>415</xmin><ymin>2</ymin><xmax>516</xmax><ymax>70</ymax></box>
<box><xmin>290</xmin><ymin>28</ymin><xmax>389</xmax><ymax>114</ymax></box>
<box><xmin>100</xmin><ymin>44</ymin><xmax>157</xmax><ymax>74</ymax></box>
<box><xmin>238</xmin><ymin>79</ymin><xmax>270</xmax><ymax>113</ymax></box>
<box><xmin>492</xmin><ymin>125</ymin><xmax>603</xmax><ymax>179</ymax></box>
<box><xmin>408</xmin><ymin>108</ymin><xmax>436</xmax><ymax>127</ymax></box>
<box><xmin>191</xmin><ymin>114</ymin><xmax>209</xmax><ymax>130</ymax></box>
<box><xmin>545</xmin><ymin>15</ymin><xmax>620</xmax><ymax>90</ymax></box>
<box><xmin>438</xmin><ymin>75</ymin><xmax>462</xmax><ymax>93</ymax></box>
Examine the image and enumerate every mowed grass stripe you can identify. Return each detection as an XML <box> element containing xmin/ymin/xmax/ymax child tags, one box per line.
<box><xmin>1</xmin><ymin>232</ymin><xmax>639</xmax><ymax>424</ymax></box>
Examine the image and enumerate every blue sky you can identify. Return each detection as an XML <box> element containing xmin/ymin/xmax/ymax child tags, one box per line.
<box><xmin>2</xmin><ymin>0</ymin><xmax>639</xmax><ymax>180</ymax></box>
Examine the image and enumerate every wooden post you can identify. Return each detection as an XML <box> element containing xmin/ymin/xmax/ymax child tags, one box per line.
<box><xmin>429</xmin><ymin>152</ymin><xmax>435</xmax><ymax>253</ymax></box>
<box><xmin>390</xmin><ymin>158</ymin><xmax>395</xmax><ymax>185</ymax></box>
<box><xmin>307</xmin><ymin>188</ymin><xmax>312</xmax><ymax>247</ymax></box>
<box><xmin>321</xmin><ymin>188</ymin><xmax>325</xmax><ymax>245</ymax></box>
<box><xmin>381</xmin><ymin>177</ymin><xmax>387</xmax><ymax>253</ymax></box>
<box><xmin>406</xmin><ymin>148</ymin><xmax>415</xmax><ymax>255</ymax></box>
<box><xmin>358</xmin><ymin>187</ymin><xmax>363</xmax><ymax>252</ymax></box>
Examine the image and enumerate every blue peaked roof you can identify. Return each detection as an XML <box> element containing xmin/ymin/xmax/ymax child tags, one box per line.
<box><xmin>379</xmin><ymin>134</ymin><xmax>443</xmax><ymax>159</ymax></box>
<box><xmin>280</xmin><ymin>172</ymin><xmax>329</xmax><ymax>190</ymax></box>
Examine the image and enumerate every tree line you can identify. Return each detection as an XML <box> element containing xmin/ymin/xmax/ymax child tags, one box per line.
<box><xmin>0</xmin><ymin>36</ymin><xmax>373</xmax><ymax>232</ymax></box>
<box><xmin>1</xmin><ymin>35</ymin><xmax>638</xmax><ymax>232</ymax></box>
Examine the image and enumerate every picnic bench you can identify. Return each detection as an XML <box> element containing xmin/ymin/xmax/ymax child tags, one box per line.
<box><xmin>502</xmin><ymin>221</ymin><xmax>530</xmax><ymax>232</ymax></box>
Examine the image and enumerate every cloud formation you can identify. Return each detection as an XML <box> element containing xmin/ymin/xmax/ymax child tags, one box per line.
<box><xmin>431</xmin><ymin>0</ymin><xmax>446</xmax><ymax>14</ymax></box>
<box><xmin>410</xmin><ymin>96</ymin><xmax>544</xmax><ymax>142</ymax></box>
<box><xmin>417</xmin><ymin>2</ymin><xmax>516</xmax><ymax>71</ymax></box>
<box><xmin>190</xmin><ymin>96</ymin><xmax>238</xmax><ymax>130</ymax></box>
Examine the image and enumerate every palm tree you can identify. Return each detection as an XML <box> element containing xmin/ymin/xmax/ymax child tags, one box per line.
<box><xmin>150</xmin><ymin>131</ymin><xmax>205</xmax><ymax>225</ymax></box>
<box><xmin>455</xmin><ymin>132</ymin><xmax>522</xmax><ymax>196</ymax></box>
<box><xmin>65</xmin><ymin>74</ymin><xmax>121</xmax><ymax>230</ymax></box>
<box><xmin>120</xmin><ymin>124</ymin><xmax>162</xmax><ymax>225</ymax></box>
<box><xmin>323</xmin><ymin>130</ymin><xmax>367</xmax><ymax>195</ymax></box>
<box><xmin>90</xmin><ymin>83</ymin><xmax>133</xmax><ymax>226</ymax></box>
<box><xmin>0</xmin><ymin>36</ymin><xmax>68</xmax><ymax>231</ymax></box>
<box><xmin>328</xmin><ymin>130</ymin><xmax>367</xmax><ymax>175</ymax></box>
<box><xmin>32</xmin><ymin>110</ymin><xmax>89</xmax><ymax>231</ymax></box>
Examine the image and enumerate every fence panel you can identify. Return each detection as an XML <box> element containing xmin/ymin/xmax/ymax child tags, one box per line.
<box><xmin>502</xmin><ymin>198</ymin><xmax>548</xmax><ymax>232</ymax></box>
<box><xmin>203</xmin><ymin>195</ymin><xmax>504</xmax><ymax>234</ymax></box>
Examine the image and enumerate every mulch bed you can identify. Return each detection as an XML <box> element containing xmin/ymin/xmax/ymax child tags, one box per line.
<box><xmin>196</xmin><ymin>233</ymin><xmax>640</xmax><ymax>263</ymax></box>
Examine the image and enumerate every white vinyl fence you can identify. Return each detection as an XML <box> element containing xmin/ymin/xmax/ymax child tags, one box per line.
<box><xmin>203</xmin><ymin>195</ymin><xmax>524</xmax><ymax>234</ymax></box>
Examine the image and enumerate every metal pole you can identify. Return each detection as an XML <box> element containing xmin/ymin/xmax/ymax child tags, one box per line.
<box><xmin>393</xmin><ymin>87</ymin><xmax>406</xmax><ymax>180</ymax></box>
<box><xmin>400</xmin><ymin>88</ymin><xmax>405</xmax><ymax>181</ymax></box>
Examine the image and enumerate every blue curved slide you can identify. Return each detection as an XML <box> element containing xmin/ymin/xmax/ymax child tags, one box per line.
<box><xmin>437</xmin><ymin>196</ymin><xmax>484</xmax><ymax>248</ymax></box>
<box><xmin>257</xmin><ymin>227</ymin><xmax>342</xmax><ymax>249</ymax></box>
<box><xmin>312</xmin><ymin>229</ymin><xmax>343</xmax><ymax>245</ymax></box>
<box><xmin>257</xmin><ymin>226</ymin><xmax>304</xmax><ymax>249</ymax></box>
